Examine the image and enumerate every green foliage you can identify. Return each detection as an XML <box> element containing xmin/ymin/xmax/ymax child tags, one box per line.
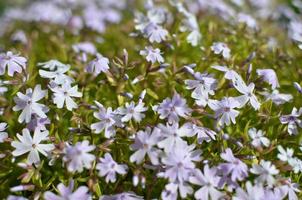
<box><xmin>0</xmin><ymin>1</ymin><xmax>302</xmax><ymax>199</ymax></box>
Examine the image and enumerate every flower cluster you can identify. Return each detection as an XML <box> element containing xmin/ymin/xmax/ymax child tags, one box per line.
<box><xmin>0</xmin><ymin>0</ymin><xmax>302</xmax><ymax>199</ymax></box>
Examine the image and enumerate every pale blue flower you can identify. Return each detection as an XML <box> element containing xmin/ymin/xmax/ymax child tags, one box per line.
<box><xmin>250</xmin><ymin>160</ymin><xmax>279</xmax><ymax>186</ymax></box>
<box><xmin>211</xmin><ymin>42</ymin><xmax>231</xmax><ymax>59</ymax></box>
<box><xmin>233</xmin><ymin>181</ymin><xmax>265</xmax><ymax>200</ymax></box>
<box><xmin>85</xmin><ymin>54</ymin><xmax>109</xmax><ymax>75</ymax></box>
<box><xmin>257</xmin><ymin>69</ymin><xmax>279</xmax><ymax>89</ymax></box>
<box><xmin>208</xmin><ymin>97</ymin><xmax>240</xmax><ymax>126</ymax></box>
<box><xmin>261</xmin><ymin>89</ymin><xmax>293</xmax><ymax>105</ymax></box>
<box><xmin>91</xmin><ymin>101</ymin><xmax>121</xmax><ymax>138</ymax></box>
<box><xmin>157</xmin><ymin>122</ymin><xmax>192</xmax><ymax>153</ymax></box>
<box><xmin>51</xmin><ymin>82</ymin><xmax>82</xmax><ymax>111</ymax></box>
<box><xmin>0</xmin><ymin>51</ymin><xmax>26</xmax><ymax>76</ymax></box>
<box><xmin>63</xmin><ymin>140</ymin><xmax>95</xmax><ymax>173</ymax></box>
<box><xmin>161</xmin><ymin>142</ymin><xmax>201</xmax><ymax>183</ymax></box>
<box><xmin>37</xmin><ymin>59</ymin><xmax>69</xmax><ymax>71</ymax></box>
<box><xmin>280</xmin><ymin>107</ymin><xmax>302</xmax><ymax>135</ymax></box>
<box><xmin>130</xmin><ymin>127</ymin><xmax>161</xmax><ymax>165</ymax></box>
<box><xmin>218</xmin><ymin>148</ymin><xmax>248</xmax><ymax>182</ymax></box>
<box><xmin>117</xmin><ymin>101</ymin><xmax>147</xmax><ymax>122</ymax></box>
<box><xmin>140</xmin><ymin>46</ymin><xmax>164</xmax><ymax>64</ymax></box>
<box><xmin>96</xmin><ymin>153</ymin><xmax>128</xmax><ymax>183</ymax></box>
<box><xmin>154</xmin><ymin>93</ymin><xmax>192</xmax><ymax>124</ymax></box>
<box><xmin>13</xmin><ymin>84</ymin><xmax>48</xmax><ymax>123</ymax></box>
<box><xmin>248</xmin><ymin>128</ymin><xmax>270</xmax><ymax>148</ymax></box>
<box><xmin>11</xmin><ymin>128</ymin><xmax>54</xmax><ymax>165</ymax></box>
<box><xmin>189</xmin><ymin>165</ymin><xmax>225</xmax><ymax>200</ymax></box>
<box><xmin>44</xmin><ymin>180</ymin><xmax>91</xmax><ymax>200</ymax></box>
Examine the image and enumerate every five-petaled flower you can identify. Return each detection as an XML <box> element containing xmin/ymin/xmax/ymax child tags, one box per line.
<box><xmin>140</xmin><ymin>46</ymin><xmax>164</xmax><ymax>64</ymax></box>
<box><xmin>96</xmin><ymin>153</ymin><xmax>128</xmax><ymax>183</ymax></box>
<box><xmin>11</xmin><ymin>128</ymin><xmax>54</xmax><ymax>165</ymax></box>
<box><xmin>44</xmin><ymin>180</ymin><xmax>91</xmax><ymax>200</ymax></box>
<box><xmin>85</xmin><ymin>53</ymin><xmax>110</xmax><ymax>75</ymax></box>
<box><xmin>51</xmin><ymin>82</ymin><xmax>82</xmax><ymax>111</ymax></box>
<box><xmin>0</xmin><ymin>51</ymin><xmax>27</xmax><ymax>76</ymax></box>
<box><xmin>13</xmin><ymin>84</ymin><xmax>48</xmax><ymax>123</ymax></box>
<box><xmin>130</xmin><ymin>127</ymin><xmax>162</xmax><ymax>165</ymax></box>
<box><xmin>63</xmin><ymin>140</ymin><xmax>95</xmax><ymax>173</ymax></box>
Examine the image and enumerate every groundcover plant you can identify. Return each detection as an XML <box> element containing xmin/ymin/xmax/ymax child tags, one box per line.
<box><xmin>0</xmin><ymin>0</ymin><xmax>302</xmax><ymax>199</ymax></box>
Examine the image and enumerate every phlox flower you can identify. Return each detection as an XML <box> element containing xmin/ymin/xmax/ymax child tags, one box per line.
<box><xmin>191</xmin><ymin>91</ymin><xmax>212</xmax><ymax>107</ymax></box>
<box><xmin>144</xmin><ymin>23</ymin><xmax>169</xmax><ymax>43</ymax></box>
<box><xmin>13</xmin><ymin>84</ymin><xmax>48</xmax><ymax>123</ymax></box>
<box><xmin>85</xmin><ymin>53</ymin><xmax>109</xmax><ymax>75</ymax></box>
<box><xmin>189</xmin><ymin>165</ymin><xmax>225</xmax><ymax>200</ymax></box>
<box><xmin>11</xmin><ymin>30</ymin><xmax>27</xmax><ymax>44</ymax></box>
<box><xmin>27</xmin><ymin>116</ymin><xmax>50</xmax><ymax>132</ymax></box>
<box><xmin>185</xmin><ymin>72</ymin><xmax>217</xmax><ymax>107</ymax></box>
<box><xmin>211</xmin><ymin>65</ymin><xmax>241</xmax><ymax>82</ymax></box>
<box><xmin>161</xmin><ymin>181</ymin><xmax>193</xmax><ymax>199</ymax></box>
<box><xmin>72</xmin><ymin>42</ymin><xmax>97</xmax><ymax>62</ymax></box>
<box><xmin>288</xmin><ymin>157</ymin><xmax>302</xmax><ymax>173</ymax></box>
<box><xmin>157</xmin><ymin>122</ymin><xmax>192</xmax><ymax>153</ymax></box>
<box><xmin>72</xmin><ymin>42</ymin><xmax>97</xmax><ymax>55</ymax></box>
<box><xmin>11</xmin><ymin>128</ymin><xmax>54</xmax><ymax>165</ymax></box>
<box><xmin>44</xmin><ymin>180</ymin><xmax>91</xmax><ymax>200</ymax></box>
<box><xmin>256</xmin><ymin>69</ymin><xmax>279</xmax><ymax>90</ymax></box>
<box><xmin>280</xmin><ymin>107</ymin><xmax>302</xmax><ymax>135</ymax></box>
<box><xmin>140</xmin><ymin>46</ymin><xmax>164</xmax><ymax>64</ymax></box>
<box><xmin>212</xmin><ymin>65</ymin><xmax>260</xmax><ymax>110</ymax></box>
<box><xmin>277</xmin><ymin>145</ymin><xmax>294</xmax><ymax>162</ymax></box>
<box><xmin>218</xmin><ymin>148</ymin><xmax>248</xmax><ymax>182</ymax></box>
<box><xmin>187</xmin><ymin>29</ymin><xmax>202</xmax><ymax>47</ymax></box>
<box><xmin>51</xmin><ymin>82</ymin><xmax>82</xmax><ymax>111</ymax></box>
<box><xmin>233</xmin><ymin>82</ymin><xmax>261</xmax><ymax>110</ymax></box>
<box><xmin>117</xmin><ymin>100</ymin><xmax>147</xmax><ymax>122</ymax></box>
<box><xmin>161</xmin><ymin>184</ymin><xmax>178</xmax><ymax>200</ymax></box>
<box><xmin>0</xmin><ymin>51</ymin><xmax>26</xmax><ymax>76</ymax></box>
<box><xmin>278</xmin><ymin>179</ymin><xmax>300</xmax><ymax>200</ymax></box>
<box><xmin>161</xmin><ymin>142</ymin><xmax>202</xmax><ymax>183</ymax></box>
<box><xmin>130</xmin><ymin>127</ymin><xmax>161</xmax><ymax>165</ymax></box>
<box><xmin>153</xmin><ymin>92</ymin><xmax>192</xmax><ymax>124</ymax></box>
<box><xmin>135</xmin><ymin>7</ymin><xmax>169</xmax><ymax>43</ymax></box>
<box><xmin>39</xmin><ymin>65</ymin><xmax>74</xmax><ymax>85</ymax></box>
<box><xmin>96</xmin><ymin>153</ymin><xmax>128</xmax><ymax>183</ymax></box>
<box><xmin>264</xmin><ymin>188</ymin><xmax>285</xmax><ymax>200</ymax></box>
<box><xmin>182</xmin><ymin>122</ymin><xmax>217</xmax><ymax>143</ymax></box>
<box><xmin>250</xmin><ymin>160</ymin><xmax>279</xmax><ymax>186</ymax></box>
<box><xmin>37</xmin><ymin>59</ymin><xmax>69</xmax><ymax>71</ymax></box>
<box><xmin>208</xmin><ymin>97</ymin><xmax>240</xmax><ymax>126</ymax></box>
<box><xmin>63</xmin><ymin>140</ymin><xmax>95</xmax><ymax>173</ymax></box>
<box><xmin>211</xmin><ymin>42</ymin><xmax>231</xmax><ymax>59</ymax></box>
<box><xmin>233</xmin><ymin>181</ymin><xmax>265</xmax><ymax>200</ymax></box>
<box><xmin>261</xmin><ymin>89</ymin><xmax>293</xmax><ymax>105</ymax></box>
<box><xmin>248</xmin><ymin>128</ymin><xmax>270</xmax><ymax>148</ymax></box>
<box><xmin>176</xmin><ymin>3</ymin><xmax>201</xmax><ymax>46</ymax></box>
<box><xmin>91</xmin><ymin>101</ymin><xmax>122</xmax><ymax>138</ymax></box>
<box><xmin>83</xmin><ymin>6</ymin><xmax>106</xmax><ymax>33</ymax></box>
